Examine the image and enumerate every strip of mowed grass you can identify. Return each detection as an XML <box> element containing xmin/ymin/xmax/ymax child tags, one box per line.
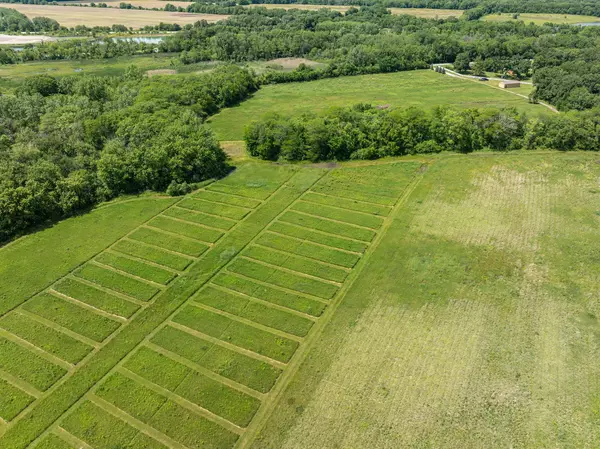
<box><xmin>151</xmin><ymin>325</ymin><xmax>282</xmax><ymax>393</ymax></box>
<box><xmin>23</xmin><ymin>293</ymin><xmax>121</xmax><ymax>342</ymax></box>
<box><xmin>124</xmin><ymin>347</ymin><xmax>261</xmax><ymax>427</ymax></box>
<box><xmin>228</xmin><ymin>258</ymin><xmax>339</xmax><ymax>300</ymax></box>
<box><xmin>0</xmin><ymin>378</ymin><xmax>34</xmax><ymax>421</ymax></box>
<box><xmin>193</xmin><ymin>286</ymin><xmax>313</xmax><ymax>337</ymax></box>
<box><xmin>61</xmin><ymin>400</ymin><xmax>166</xmax><ymax>449</ymax></box>
<box><xmin>0</xmin><ymin>312</ymin><xmax>92</xmax><ymax>364</ymax></box>
<box><xmin>34</xmin><ymin>434</ymin><xmax>75</xmax><ymax>449</ymax></box>
<box><xmin>244</xmin><ymin>246</ymin><xmax>348</xmax><ymax>283</ymax></box>
<box><xmin>113</xmin><ymin>239</ymin><xmax>192</xmax><ymax>271</ymax></box>
<box><xmin>279</xmin><ymin>211</ymin><xmax>376</xmax><ymax>242</ymax></box>
<box><xmin>173</xmin><ymin>305</ymin><xmax>299</xmax><ymax>363</ymax></box>
<box><xmin>207</xmin><ymin>163</ymin><xmax>297</xmax><ymax>200</ymax></box>
<box><xmin>257</xmin><ymin>232</ymin><xmax>359</xmax><ymax>268</ymax></box>
<box><xmin>129</xmin><ymin>227</ymin><xmax>209</xmax><ymax>257</ymax></box>
<box><xmin>163</xmin><ymin>207</ymin><xmax>236</xmax><ymax>231</ymax></box>
<box><xmin>193</xmin><ymin>190</ymin><xmax>262</xmax><ymax>209</ymax></box>
<box><xmin>212</xmin><ymin>273</ymin><xmax>326</xmax><ymax>317</ymax></box>
<box><xmin>178</xmin><ymin>198</ymin><xmax>251</xmax><ymax>221</ymax></box>
<box><xmin>53</xmin><ymin>278</ymin><xmax>140</xmax><ymax>319</ymax></box>
<box><xmin>292</xmin><ymin>201</ymin><xmax>384</xmax><ymax>230</ymax></box>
<box><xmin>148</xmin><ymin>216</ymin><xmax>224</xmax><ymax>243</ymax></box>
<box><xmin>0</xmin><ymin>337</ymin><xmax>66</xmax><ymax>391</ymax></box>
<box><xmin>302</xmin><ymin>192</ymin><xmax>392</xmax><ymax>216</ymax></box>
<box><xmin>96</xmin><ymin>252</ymin><xmax>176</xmax><ymax>285</ymax></box>
<box><xmin>75</xmin><ymin>264</ymin><xmax>159</xmax><ymax>301</ymax></box>
<box><xmin>268</xmin><ymin>221</ymin><xmax>368</xmax><ymax>253</ymax></box>
<box><xmin>95</xmin><ymin>373</ymin><xmax>239</xmax><ymax>449</ymax></box>
<box><xmin>311</xmin><ymin>183</ymin><xmax>397</xmax><ymax>206</ymax></box>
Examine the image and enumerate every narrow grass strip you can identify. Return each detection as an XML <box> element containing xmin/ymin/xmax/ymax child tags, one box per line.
<box><xmin>279</xmin><ymin>211</ymin><xmax>376</xmax><ymax>242</ymax></box>
<box><xmin>163</xmin><ymin>207</ymin><xmax>235</xmax><ymax>231</ymax></box>
<box><xmin>75</xmin><ymin>264</ymin><xmax>159</xmax><ymax>302</ymax></box>
<box><xmin>148</xmin><ymin>216</ymin><xmax>224</xmax><ymax>243</ymax></box>
<box><xmin>302</xmin><ymin>192</ymin><xmax>391</xmax><ymax>216</ymax></box>
<box><xmin>312</xmin><ymin>184</ymin><xmax>397</xmax><ymax>205</ymax></box>
<box><xmin>95</xmin><ymin>253</ymin><xmax>176</xmax><ymax>285</ymax></box>
<box><xmin>193</xmin><ymin>191</ymin><xmax>261</xmax><ymax>209</ymax></box>
<box><xmin>33</xmin><ymin>433</ymin><xmax>75</xmax><ymax>449</ymax></box>
<box><xmin>178</xmin><ymin>198</ymin><xmax>250</xmax><ymax>220</ymax></box>
<box><xmin>292</xmin><ymin>201</ymin><xmax>384</xmax><ymax>229</ymax></box>
<box><xmin>129</xmin><ymin>227</ymin><xmax>209</xmax><ymax>257</ymax></box>
<box><xmin>0</xmin><ymin>378</ymin><xmax>34</xmax><ymax>422</ymax></box>
<box><xmin>268</xmin><ymin>221</ymin><xmax>368</xmax><ymax>253</ymax></box>
<box><xmin>112</xmin><ymin>240</ymin><xmax>192</xmax><ymax>271</ymax></box>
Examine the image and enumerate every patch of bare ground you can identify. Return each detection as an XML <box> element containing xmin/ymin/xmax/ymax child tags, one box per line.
<box><xmin>265</xmin><ymin>58</ymin><xmax>326</xmax><ymax>71</ymax></box>
<box><xmin>146</xmin><ymin>69</ymin><xmax>176</xmax><ymax>77</ymax></box>
<box><xmin>220</xmin><ymin>141</ymin><xmax>246</xmax><ymax>159</ymax></box>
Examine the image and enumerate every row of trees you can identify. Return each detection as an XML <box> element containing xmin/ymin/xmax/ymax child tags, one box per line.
<box><xmin>245</xmin><ymin>104</ymin><xmax>600</xmax><ymax>161</ymax></box>
<box><xmin>0</xmin><ymin>6</ymin><xmax>58</xmax><ymax>31</ymax></box>
<box><xmin>0</xmin><ymin>65</ymin><xmax>258</xmax><ymax>242</ymax></box>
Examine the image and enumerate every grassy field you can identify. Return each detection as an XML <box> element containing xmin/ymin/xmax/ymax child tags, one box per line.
<box><xmin>207</xmin><ymin>70</ymin><xmax>550</xmax><ymax>141</ymax></box>
<box><xmin>247</xmin><ymin>4</ymin><xmax>463</xmax><ymax>18</ymax></box>
<box><xmin>68</xmin><ymin>0</ymin><xmax>193</xmax><ymax>8</ymax></box>
<box><xmin>3</xmin><ymin>4</ymin><xmax>228</xmax><ymax>28</ymax></box>
<box><xmin>0</xmin><ymin>154</ymin><xmax>598</xmax><ymax>448</ymax></box>
<box><xmin>482</xmin><ymin>12</ymin><xmax>600</xmax><ymax>25</ymax></box>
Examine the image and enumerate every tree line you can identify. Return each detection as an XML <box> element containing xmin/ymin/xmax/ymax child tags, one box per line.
<box><xmin>245</xmin><ymin>104</ymin><xmax>600</xmax><ymax>161</ymax></box>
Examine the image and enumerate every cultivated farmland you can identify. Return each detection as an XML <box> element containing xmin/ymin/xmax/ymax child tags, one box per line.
<box><xmin>207</xmin><ymin>70</ymin><xmax>550</xmax><ymax>141</ymax></box>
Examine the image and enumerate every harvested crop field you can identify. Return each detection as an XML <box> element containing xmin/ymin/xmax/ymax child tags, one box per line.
<box><xmin>0</xmin><ymin>154</ymin><xmax>598</xmax><ymax>449</ymax></box>
<box><xmin>3</xmin><ymin>4</ymin><xmax>228</xmax><ymax>28</ymax></box>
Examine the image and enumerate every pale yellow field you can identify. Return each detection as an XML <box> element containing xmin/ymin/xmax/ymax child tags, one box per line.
<box><xmin>67</xmin><ymin>0</ymin><xmax>194</xmax><ymax>9</ymax></box>
<box><xmin>482</xmin><ymin>12</ymin><xmax>600</xmax><ymax>25</ymax></box>
<box><xmin>4</xmin><ymin>3</ymin><xmax>228</xmax><ymax>28</ymax></box>
<box><xmin>247</xmin><ymin>4</ymin><xmax>463</xmax><ymax>18</ymax></box>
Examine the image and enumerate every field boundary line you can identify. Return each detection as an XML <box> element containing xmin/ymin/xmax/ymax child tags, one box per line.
<box><xmin>207</xmin><ymin>283</ymin><xmax>319</xmax><ymax>321</ymax></box>
<box><xmin>89</xmin><ymin>260</ymin><xmax>168</xmax><ymax>290</ymax></box>
<box><xmin>16</xmin><ymin>310</ymin><xmax>100</xmax><ymax>348</ymax></box>
<box><xmin>187</xmin><ymin>301</ymin><xmax>304</xmax><ymax>342</ymax></box>
<box><xmin>0</xmin><ymin>369</ymin><xmax>42</xmax><ymax>399</ymax></box>
<box><xmin>251</xmin><ymin>243</ymin><xmax>353</xmax><ymax>271</ymax></box>
<box><xmin>105</xmin><ymin>248</ymin><xmax>183</xmax><ymax>274</ymax></box>
<box><xmin>53</xmin><ymin>427</ymin><xmax>93</xmax><ymax>449</ymax></box>
<box><xmin>154</xmin><ymin>213</ymin><xmax>228</xmax><ymax>233</ymax></box>
<box><xmin>145</xmin><ymin>342</ymin><xmax>266</xmax><ymax>400</ymax></box>
<box><xmin>296</xmin><ymin>198</ymin><xmax>388</xmax><ymax>218</ymax></box>
<box><xmin>235</xmin><ymin>164</ymin><xmax>428</xmax><ymax>449</ymax></box>
<box><xmin>48</xmin><ymin>290</ymin><xmax>129</xmax><ymax>322</ymax></box>
<box><xmin>275</xmin><ymin>219</ymin><xmax>371</xmax><ymax>245</ymax></box>
<box><xmin>306</xmin><ymin>190</ymin><xmax>394</xmax><ymax>210</ymax></box>
<box><xmin>121</xmin><ymin>237</ymin><xmax>196</xmax><ymax>260</ymax></box>
<box><xmin>0</xmin><ymin>328</ymin><xmax>73</xmax><ymax>371</ymax></box>
<box><xmin>287</xmin><ymin>209</ymin><xmax>380</xmax><ymax>231</ymax></box>
<box><xmin>263</xmin><ymin>229</ymin><xmax>362</xmax><ymax>255</ymax></box>
<box><xmin>118</xmin><ymin>367</ymin><xmax>245</xmax><ymax>435</ymax></box>
<box><xmin>62</xmin><ymin>275</ymin><xmax>147</xmax><ymax>306</ymax></box>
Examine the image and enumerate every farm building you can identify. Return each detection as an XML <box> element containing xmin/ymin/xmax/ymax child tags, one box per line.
<box><xmin>499</xmin><ymin>80</ymin><xmax>521</xmax><ymax>88</ymax></box>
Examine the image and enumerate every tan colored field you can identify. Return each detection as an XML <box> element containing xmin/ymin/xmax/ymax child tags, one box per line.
<box><xmin>482</xmin><ymin>12</ymin><xmax>600</xmax><ymax>25</ymax></box>
<box><xmin>67</xmin><ymin>0</ymin><xmax>194</xmax><ymax>9</ymax></box>
<box><xmin>4</xmin><ymin>3</ymin><xmax>228</xmax><ymax>28</ymax></box>
<box><xmin>247</xmin><ymin>4</ymin><xmax>463</xmax><ymax>18</ymax></box>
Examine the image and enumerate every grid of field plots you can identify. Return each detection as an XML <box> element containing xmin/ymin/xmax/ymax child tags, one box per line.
<box><xmin>0</xmin><ymin>162</ymin><xmax>420</xmax><ymax>449</ymax></box>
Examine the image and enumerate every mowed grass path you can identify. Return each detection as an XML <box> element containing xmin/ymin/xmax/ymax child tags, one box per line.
<box><xmin>482</xmin><ymin>12</ymin><xmax>600</xmax><ymax>25</ymax></box>
<box><xmin>251</xmin><ymin>153</ymin><xmax>600</xmax><ymax>449</ymax></box>
<box><xmin>208</xmin><ymin>70</ymin><xmax>549</xmax><ymax>141</ymax></box>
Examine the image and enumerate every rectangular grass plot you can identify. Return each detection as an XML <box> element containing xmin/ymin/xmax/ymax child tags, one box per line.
<box><xmin>0</xmin><ymin>312</ymin><xmax>93</xmax><ymax>364</ymax></box>
<box><xmin>125</xmin><ymin>347</ymin><xmax>261</xmax><ymax>427</ymax></box>
<box><xmin>173</xmin><ymin>305</ymin><xmax>299</xmax><ymax>363</ymax></box>
<box><xmin>35</xmin><ymin>434</ymin><xmax>76</xmax><ymax>449</ymax></box>
<box><xmin>212</xmin><ymin>274</ymin><xmax>325</xmax><ymax>317</ymax></box>
<box><xmin>129</xmin><ymin>227</ymin><xmax>208</xmax><ymax>258</ymax></box>
<box><xmin>148</xmin><ymin>216</ymin><xmax>224</xmax><ymax>243</ymax></box>
<box><xmin>269</xmin><ymin>221</ymin><xmax>368</xmax><ymax>253</ymax></box>
<box><xmin>54</xmin><ymin>278</ymin><xmax>140</xmax><ymax>319</ymax></box>
<box><xmin>302</xmin><ymin>192</ymin><xmax>391</xmax><ymax>216</ymax></box>
<box><xmin>75</xmin><ymin>263</ymin><xmax>159</xmax><ymax>302</ymax></box>
<box><xmin>193</xmin><ymin>190</ymin><xmax>262</xmax><ymax>209</ymax></box>
<box><xmin>96</xmin><ymin>252</ymin><xmax>176</xmax><ymax>285</ymax></box>
<box><xmin>293</xmin><ymin>201</ymin><xmax>384</xmax><ymax>230</ymax></box>
<box><xmin>0</xmin><ymin>378</ymin><xmax>34</xmax><ymax>421</ymax></box>
<box><xmin>113</xmin><ymin>239</ymin><xmax>192</xmax><ymax>271</ymax></box>
<box><xmin>207</xmin><ymin>163</ymin><xmax>296</xmax><ymax>200</ymax></box>
<box><xmin>23</xmin><ymin>293</ymin><xmax>121</xmax><ymax>342</ymax></box>
<box><xmin>228</xmin><ymin>258</ymin><xmax>338</xmax><ymax>300</ymax></box>
<box><xmin>178</xmin><ymin>198</ymin><xmax>250</xmax><ymax>220</ymax></box>
<box><xmin>164</xmin><ymin>207</ymin><xmax>236</xmax><ymax>231</ymax></box>
<box><xmin>151</xmin><ymin>326</ymin><xmax>281</xmax><ymax>393</ymax></box>
<box><xmin>0</xmin><ymin>336</ymin><xmax>66</xmax><ymax>391</ymax></box>
<box><xmin>279</xmin><ymin>211</ymin><xmax>376</xmax><ymax>242</ymax></box>
<box><xmin>312</xmin><ymin>183</ymin><xmax>397</xmax><ymax>206</ymax></box>
<box><xmin>194</xmin><ymin>286</ymin><xmax>313</xmax><ymax>337</ymax></box>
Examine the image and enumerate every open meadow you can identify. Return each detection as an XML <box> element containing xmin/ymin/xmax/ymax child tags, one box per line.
<box><xmin>0</xmin><ymin>153</ymin><xmax>597</xmax><ymax>449</ymax></box>
<box><xmin>207</xmin><ymin>70</ymin><xmax>550</xmax><ymax>141</ymax></box>
<box><xmin>1</xmin><ymin>4</ymin><xmax>228</xmax><ymax>28</ymax></box>
<box><xmin>481</xmin><ymin>12</ymin><xmax>600</xmax><ymax>25</ymax></box>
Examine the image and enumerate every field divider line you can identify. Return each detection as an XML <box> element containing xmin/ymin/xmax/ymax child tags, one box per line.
<box><xmin>89</xmin><ymin>260</ymin><xmax>168</xmax><ymax>290</ymax></box>
<box><xmin>0</xmin><ymin>368</ymin><xmax>42</xmax><ymax>399</ymax></box>
<box><xmin>141</xmin><ymin>224</ymin><xmax>217</xmax><ymax>246</ymax></box>
<box><xmin>275</xmin><ymin>219</ymin><xmax>373</xmax><ymax>245</ymax></box>
<box><xmin>295</xmin><ymin>198</ymin><xmax>389</xmax><ymax>219</ymax></box>
<box><xmin>155</xmin><ymin>213</ymin><xmax>229</xmax><ymax>234</ymax></box>
<box><xmin>236</xmin><ymin>165</ymin><xmax>429</xmax><ymax>449</ymax></box>
<box><xmin>117</xmin><ymin>367</ymin><xmax>245</xmax><ymax>435</ymax></box>
<box><xmin>145</xmin><ymin>342</ymin><xmax>266</xmax><ymax>400</ymax></box>
<box><xmin>263</xmin><ymin>229</ymin><xmax>363</xmax><ymax>256</ymax></box>
<box><xmin>306</xmin><ymin>190</ymin><xmax>394</xmax><ymax>210</ymax></box>
<box><xmin>0</xmin><ymin>328</ymin><xmax>73</xmax><ymax>371</ymax></box>
<box><xmin>174</xmin><ymin>204</ymin><xmax>242</xmax><ymax>222</ymax></box>
<box><xmin>207</xmin><ymin>283</ymin><xmax>319</xmax><ymax>321</ymax></box>
<box><xmin>105</xmin><ymin>248</ymin><xmax>183</xmax><ymax>275</ymax></box>
<box><xmin>237</xmin><ymin>255</ymin><xmax>343</xmax><ymax>287</ymax></box>
<box><xmin>48</xmin><ymin>290</ymin><xmax>128</xmax><ymax>323</ymax></box>
<box><xmin>187</xmin><ymin>301</ymin><xmax>304</xmax><ymax>343</ymax></box>
<box><xmin>121</xmin><ymin>237</ymin><xmax>197</xmax><ymax>261</ymax></box>
<box><xmin>287</xmin><ymin>209</ymin><xmax>380</xmax><ymax>232</ymax></box>
<box><xmin>62</xmin><ymin>275</ymin><xmax>147</xmax><ymax>307</ymax></box>
<box><xmin>251</xmin><ymin>242</ymin><xmax>353</xmax><ymax>271</ymax></box>
<box><xmin>16</xmin><ymin>309</ymin><xmax>100</xmax><ymax>349</ymax></box>
<box><xmin>87</xmin><ymin>395</ymin><xmax>189</xmax><ymax>449</ymax></box>
<box><xmin>53</xmin><ymin>427</ymin><xmax>94</xmax><ymax>449</ymax></box>
<box><xmin>221</xmin><ymin>271</ymin><xmax>330</xmax><ymax>305</ymax></box>
<box><xmin>168</xmin><ymin>321</ymin><xmax>288</xmax><ymax>369</ymax></box>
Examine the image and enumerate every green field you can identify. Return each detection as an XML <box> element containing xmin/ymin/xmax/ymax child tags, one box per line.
<box><xmin>0</xmin><ymin>154</ymin><xmax>598</xmax><ymax>448</ymax></box>
<box><xmin>482</xmin><ymin>12</ymin><xmax>600</xmax><ymax>25</ymax></box>
<box><xmin>207</xmin><ymin>70</ymin><xmax>550</xmax><ymax>141</ymax></box>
